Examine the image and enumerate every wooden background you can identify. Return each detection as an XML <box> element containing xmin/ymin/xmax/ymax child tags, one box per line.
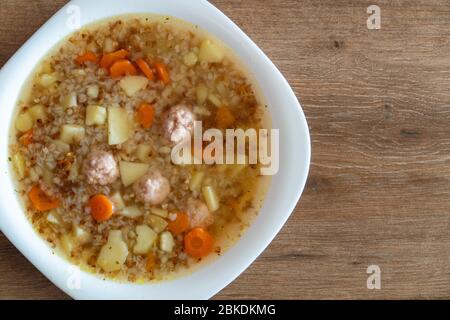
<box><xmin>1</xmin><ymin>0</ymin><xmax>450</xmax><ymax>300</ymax></box>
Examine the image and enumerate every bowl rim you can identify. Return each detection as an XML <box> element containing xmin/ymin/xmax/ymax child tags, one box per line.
<box><xmin>0</xmin><ymin>0</ymin><xmax>311</xmax><ymax>300</ymax></box>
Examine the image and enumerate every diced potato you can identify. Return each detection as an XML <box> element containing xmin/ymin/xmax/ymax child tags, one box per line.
<box><xmin>150</xmin><ymin>207</ymin><xmax>169</xmax><ymax>218</ymax></box>
<box><xmin>120</xmin><ymin>206</ymin><xmax>143</xmax><ymax>219</ymax></box>
<box><xmin>46</xmin><ymin>211</ymin><xmax>60</xmax><ymax>225</ymax></box>
<box><xmin>103</xmin><ymin>37</ymin><xmax>117</xmax><ymax>53</ymax></box>
<box><xmin>133</xmin><ymin>225</ymin><xmax>157</xmax><ymax>255</ymax></box>
<box><xmin>62</xmin><ymin>92</ymin><xmax>78</xmax><ymax>109</ymax></box>
<box><xmin>68</xmin><ymin>161</ymin><xmax>79</xmax><ymax>182</ymax></box>
<box><xmin>202</xmin><ymin>185</ymin><xmax>220</xmax><ymax>212</ymax></box>
<box><xmin>119</xmin><ymin>76</ymin><xmax>149</xmax><ymax>97</ymax></box>
<box><xmin>60</xmin><ymin>125</ymin><xmax>86</xmax><ymax>144</ymax></box>
<box><xmin>208</xmin><ymin>93</ymin><xmax>222</xmax><ymax>107</ymax></box>
<box><xmin>12</xmin><ymin>153</ymin><xmax>26</xmax><ymax>180</ymax></box>
<box><xmin>40</xmin><ymin>61</ymin><xmax>53</xmax><ymax>74</ymax></box>
<box><xmin>108</xmin><ymin>106</ymin><xmax>132</xmax><ymax>145</ymax></box>
<box><xmin>110</xmin><ymin>191</ymin><xmax>125</xmax><ymax>211</ymax></box>
<box><xmin>196</xmin><ymin>84</ymin><xmax>208</xmax><ymax>105</ymax></box>
<box><xmin>97</xmin><ymin>230</ymin><xmax>129</xmax><ymax>272</ymax></box>
<box><xmin>146</xmin><ymin>215</ymin><xmax>168</xmax><ymax>233</ymax></box>
<box><xmin>37</xmin><ymin>73</ymin><xmax>58</xmax><ymax>88</ymax></box>
<box><xmin>15</xmin><ymin>112</ymin><xmax>33</xmax><ymax>132</ymax></box>
<box><xmin>86</xmin><ymin>105</ymin><xmax>107</xmax><ymax>126</ymax></box>
<box><xmin>51</xmin><ymin>140</ymin><xmax>71</xmax><ymax>153</ymax></box>
<box><xmin>86</xmin><ymin>84</ymin><xmax>99</xmax><ymax>98</ymax></box>
<box><xmin>183</xmin><ymin>52</ymin><xmax>198</xmax><ymax>66</ymax></box>
<box><xmin>119</xmin><ymin>161</ymin><xmax>149</xmax><ymax>187</ymax></box>
<box><xmin>159</xmin><ymin>231</ymin><xmax>175</xmax><ymax>253</ymax></box>
<box><xmin>136</xmin><ymin>144</ymin><xmax>153</xmax><ymax>163</ymax></box>
<box><xmin>28</xmin><ymin>104</ymin><xmax>47</xmax><ymax>123</ymax></box>
<box><xmin>60</xmin><ymin>234</ymin><xmax>74</xmax><ymax>255</ymax></box>
<box><xmin>72</xmin><ymin>225</ymin><xmax>91</xmax><ymax>245</ymax></box>
<box><xmin>199</xmin><ymin>39</ymin><xmax>224</xmax><ymax>63</ymax></box>
<box><xmin>189</xmin><ymin>171</ymin><xmax>205</xmax><ymax>192</ymax></box>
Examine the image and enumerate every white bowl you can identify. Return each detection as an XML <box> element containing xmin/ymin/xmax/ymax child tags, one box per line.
<box><xmin>0</xmin><ymin>0</ymin><xmax>310</xmax><ymax>300</ymax></box>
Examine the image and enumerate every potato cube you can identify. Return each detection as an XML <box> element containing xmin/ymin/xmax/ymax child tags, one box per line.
<box><xmin>120</xmin><ymin>206</ymin><xmax>143</xmax><ymax>219</ymax></box>
<box><xmin>110</xmin><ymin>191</ymin><xmax>125</xmax><ymax>211</ymax></box>
<box><xmin>28</xmin><ymin>104</ymin><xmax>47</xmax><ymax>123</ymax></box>
<box><xmin>60</xmin><ymin>125</ymin><xmax>86</xmax><ymax>144</ymax></box>
<box><xmin>146</xmin><ymin>215</ymin><xmax>168</xmax><ymax>233</ymax></box>
<box><xmin>12</xmin><ymin>152</ymin><xmax>26</xmax><ymax>180</ymax></box>
<box><xmin>86</xmin><ymin>105</ymin><xmax>107</xmax><ymax>126</ymax></box>
<box><xmin>119</xmin><ymin>76</ymin><xmax>149</xmax><ymax>97</ymax></box>
<box><xmin>62</xmin><ymin>92</ymin><xmax>78</xmax><ymax>109</ymax></box>
<box><xmin>37</xmin><ymin>73</ymin><xmax>58</xmax><ymax>88</ymax></box>
<box><xmin>86</xmin><ymin>85</ymin><xmax>99</xmax><ymax>98</ymax></box>
<box><xmin>108</xmin><ymin>106</ymin><xmax>132</xmax><ymax>145</ymax></box>
<box><xmin>119</xmin><ymin>161</ymin><xmax>149</xmax><ymax>187</ymax></box>
<box><xmin>160</xmin><ymin>231</ymin><xmax>175</xmax><ymax>253</ymax></box>
<box><xmin>199</xmin><ymin>39</ymin><xmax>224</xmax><ymax>63</ymax></box>
<box><xmin>97</xmin><ymin>230</ymin><xmax>129</xmax><ymax>272</ymax></box>
<box><xmin>202</xmin><ymin>185</ymin><xmax>220</xmax><ymax>212</ymax></box>
<box><xmin>15</xmin><ymin>112</ymin><xmax>33</xmax><ymax>132</ymax></box>
<box><xmin>72</xmin><ymin>225</ymin><xmax>91</xmax><ymax>245</ymax></box>
<box><xmin>133</xmin><ymin>225</ymin><xmax>157</xmax><ymax>255</ymax></box>
<box><xmin>136</xmin><ymin>144</ymin><xmax>153</xmax><ymax>163</ymax></box>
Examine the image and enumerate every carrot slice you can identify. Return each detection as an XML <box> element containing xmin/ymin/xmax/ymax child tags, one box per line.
<box><xmin>75</xmin><ymin>51</ymin><xmax>98</xmax><ymax>65</ymax></box>
<box><xmin>100</xmin><ymin>49</ymin><xmax>129</xmax><ymax>69</ymax></box>
<box><xmin>215</xmin><ymin>106</ymin><xmax>235</xmax><ymax>128</ymax></box>
<box><xmin>168</xmin><ymin>212</ymin><xmax>190</xmax><ymax>235</ymax></box>
<box><xmin>19</xmin><ymin>129</ymin><xmax>34</xmax><ymax>147</ymax></box>
<box><xmin>145</xmin><ymin>252</ymin><xmax>156</xmax><ymax>272</ymax></box>
<box><xmin>88</xmin><ymin>194</ymin><xmax>113</xmax><ymax>222</ymax></box>
<box><xmin>136</xmin><ymin>58</ymin><xmax>154</xmax><ymax>80</ymax></box>
<box><xmin>154</xmin><ymin>62</ymin><xmax>170</xmax><ymax>85</ymax></box>
<box><xmin>28</xmin><ymin>185</ymin><xmax>59</xmax><ymax>212</ymax></box>
<box><xmin>110</xmin><ymin>59</ymin><xmax>137</xmax><ymax>78</ymax></box>
<box><xmin>136</xmin><ymin>103</ymin><xmax>155</xmax><ymax>129</ymax></box>
<box><xmin>184</xmin><ymin>228</ymin><xmax>214</xmax><ymax>258</ymax></box>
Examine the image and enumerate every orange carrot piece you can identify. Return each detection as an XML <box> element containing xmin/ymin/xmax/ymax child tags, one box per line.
<box><xmin>136</xmin><ymin>58</ymin><xmax>154</xmax><ymax>80</ymax></box>
<box><xmin>28</xmin><ymin>185</ymin><xmax>59</xmax><ymax>212</ymax></box>
<box><xmin>168</xmin><ymin>212</ymin><xmax>190</xmax><ymax>235</ymax></box>
<box><xmin>88</xmin><ymin>194</ymin><xmax>113</xmax><ymax>222</ymax></box>
<box><xmin>75</xmin><ymin>51</ymin><xmax>98</xmax><ymax>65</ymax></box>
<box><xmin>154</xmin><ymin>62</ymin><xmax>170</xmax><ymax>85</ymax></box>
<box><xmin>184</xmin><ymin>228</ymin><xmax>214</xmax><ymax>258</ymax></box>
<box><xmin>136</xmin><ymin>103</ymin><xmax>155</xmax><ymax>129</ymax></box>
<box><xmin>100</xmin><ymin>49</ymin><xmax>129</xmax><ymax>69</ymax></box>
<box><xmin>215</xmin><ymin>106</ymin><xmax>235</xmax><ymax>128</ymax></box>
<box><xmin>110</xmin><ymin>59</ymin><xmax>137</xmax><ymax>78</ymax></box>
<box><xmin>146</xmin><ymin>252</ymin><xmax>156</xmax><ymax>272</ymax></box>
<box><xmin>19</xmin><ymin>129</ymin><xmax>34</xmax><ymax>147</ymax></box>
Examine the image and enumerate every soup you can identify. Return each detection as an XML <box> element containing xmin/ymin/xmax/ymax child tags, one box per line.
<box><xmin>9</xmin><ymin>15</ymin><xmax>270</xmax><ymax>282</ymax></box>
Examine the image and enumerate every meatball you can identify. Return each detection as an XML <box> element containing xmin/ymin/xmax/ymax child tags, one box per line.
<box><xmin>133</xmin><ymin>170</ymin><xmax>171</xmax><ymax>205</ymax></box>
<box><xmin>83</xmin><ymin>150</ymin><xmax>119</xmax><ymax>186</ymax></box>
<box><xmin>163</xmin><ymin>105</ymin><xmax>195</xmax><ymax>144</ymax></box>
<box><xmin>186</xmin><ymin>198</ymin><xmax>214</xmax><ymax>229</ymax></box>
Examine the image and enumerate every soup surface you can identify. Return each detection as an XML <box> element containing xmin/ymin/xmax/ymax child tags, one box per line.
<box><xmin>9</xmin><ymin>15</ymin><xmax>270</xmax><ymax>282</ymax></box>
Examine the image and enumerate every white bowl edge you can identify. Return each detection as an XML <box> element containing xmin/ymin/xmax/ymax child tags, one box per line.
<box><xmin>0</xmin><ymin>0</ymin><xmax>311</xmax><ymax>300</ymax></box>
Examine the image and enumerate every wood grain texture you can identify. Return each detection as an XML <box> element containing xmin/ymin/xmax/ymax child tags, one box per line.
<box><xmin>1</xmin><ymin>0</ymin><xmax>450</xmax><ymax>300</ymax></box>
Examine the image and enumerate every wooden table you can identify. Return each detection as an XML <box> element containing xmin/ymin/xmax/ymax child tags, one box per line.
<box><xmin>2</xmin><ymin>0</ymin><xmax>450</xmax><ymax>300</ymax></box>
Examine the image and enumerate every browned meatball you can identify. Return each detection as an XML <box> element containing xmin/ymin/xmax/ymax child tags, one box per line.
<box><xmin>133</xmin><ymin>170</ymin><xmax>171</xmax><ymax>205</ymax></box>
<box><xmin>83</xmin><ymin>150</ymin><xmax>119</xmax><ymax>185</ymax></box>
<box><xmin>186</xmin><ymin>198</ymin><xmax>214</xmax><ymax>229</ymax></box>
<box><xmin>163</xmin><ymin>105</ymin><xmax>195</xmax><ymax>144</ymax></box>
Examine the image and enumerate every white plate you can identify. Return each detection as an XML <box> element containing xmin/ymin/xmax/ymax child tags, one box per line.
<box><xmin>0</xmin><ymin>0</ymin><xmax>310</xmax><ymax>300</ymax></box>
